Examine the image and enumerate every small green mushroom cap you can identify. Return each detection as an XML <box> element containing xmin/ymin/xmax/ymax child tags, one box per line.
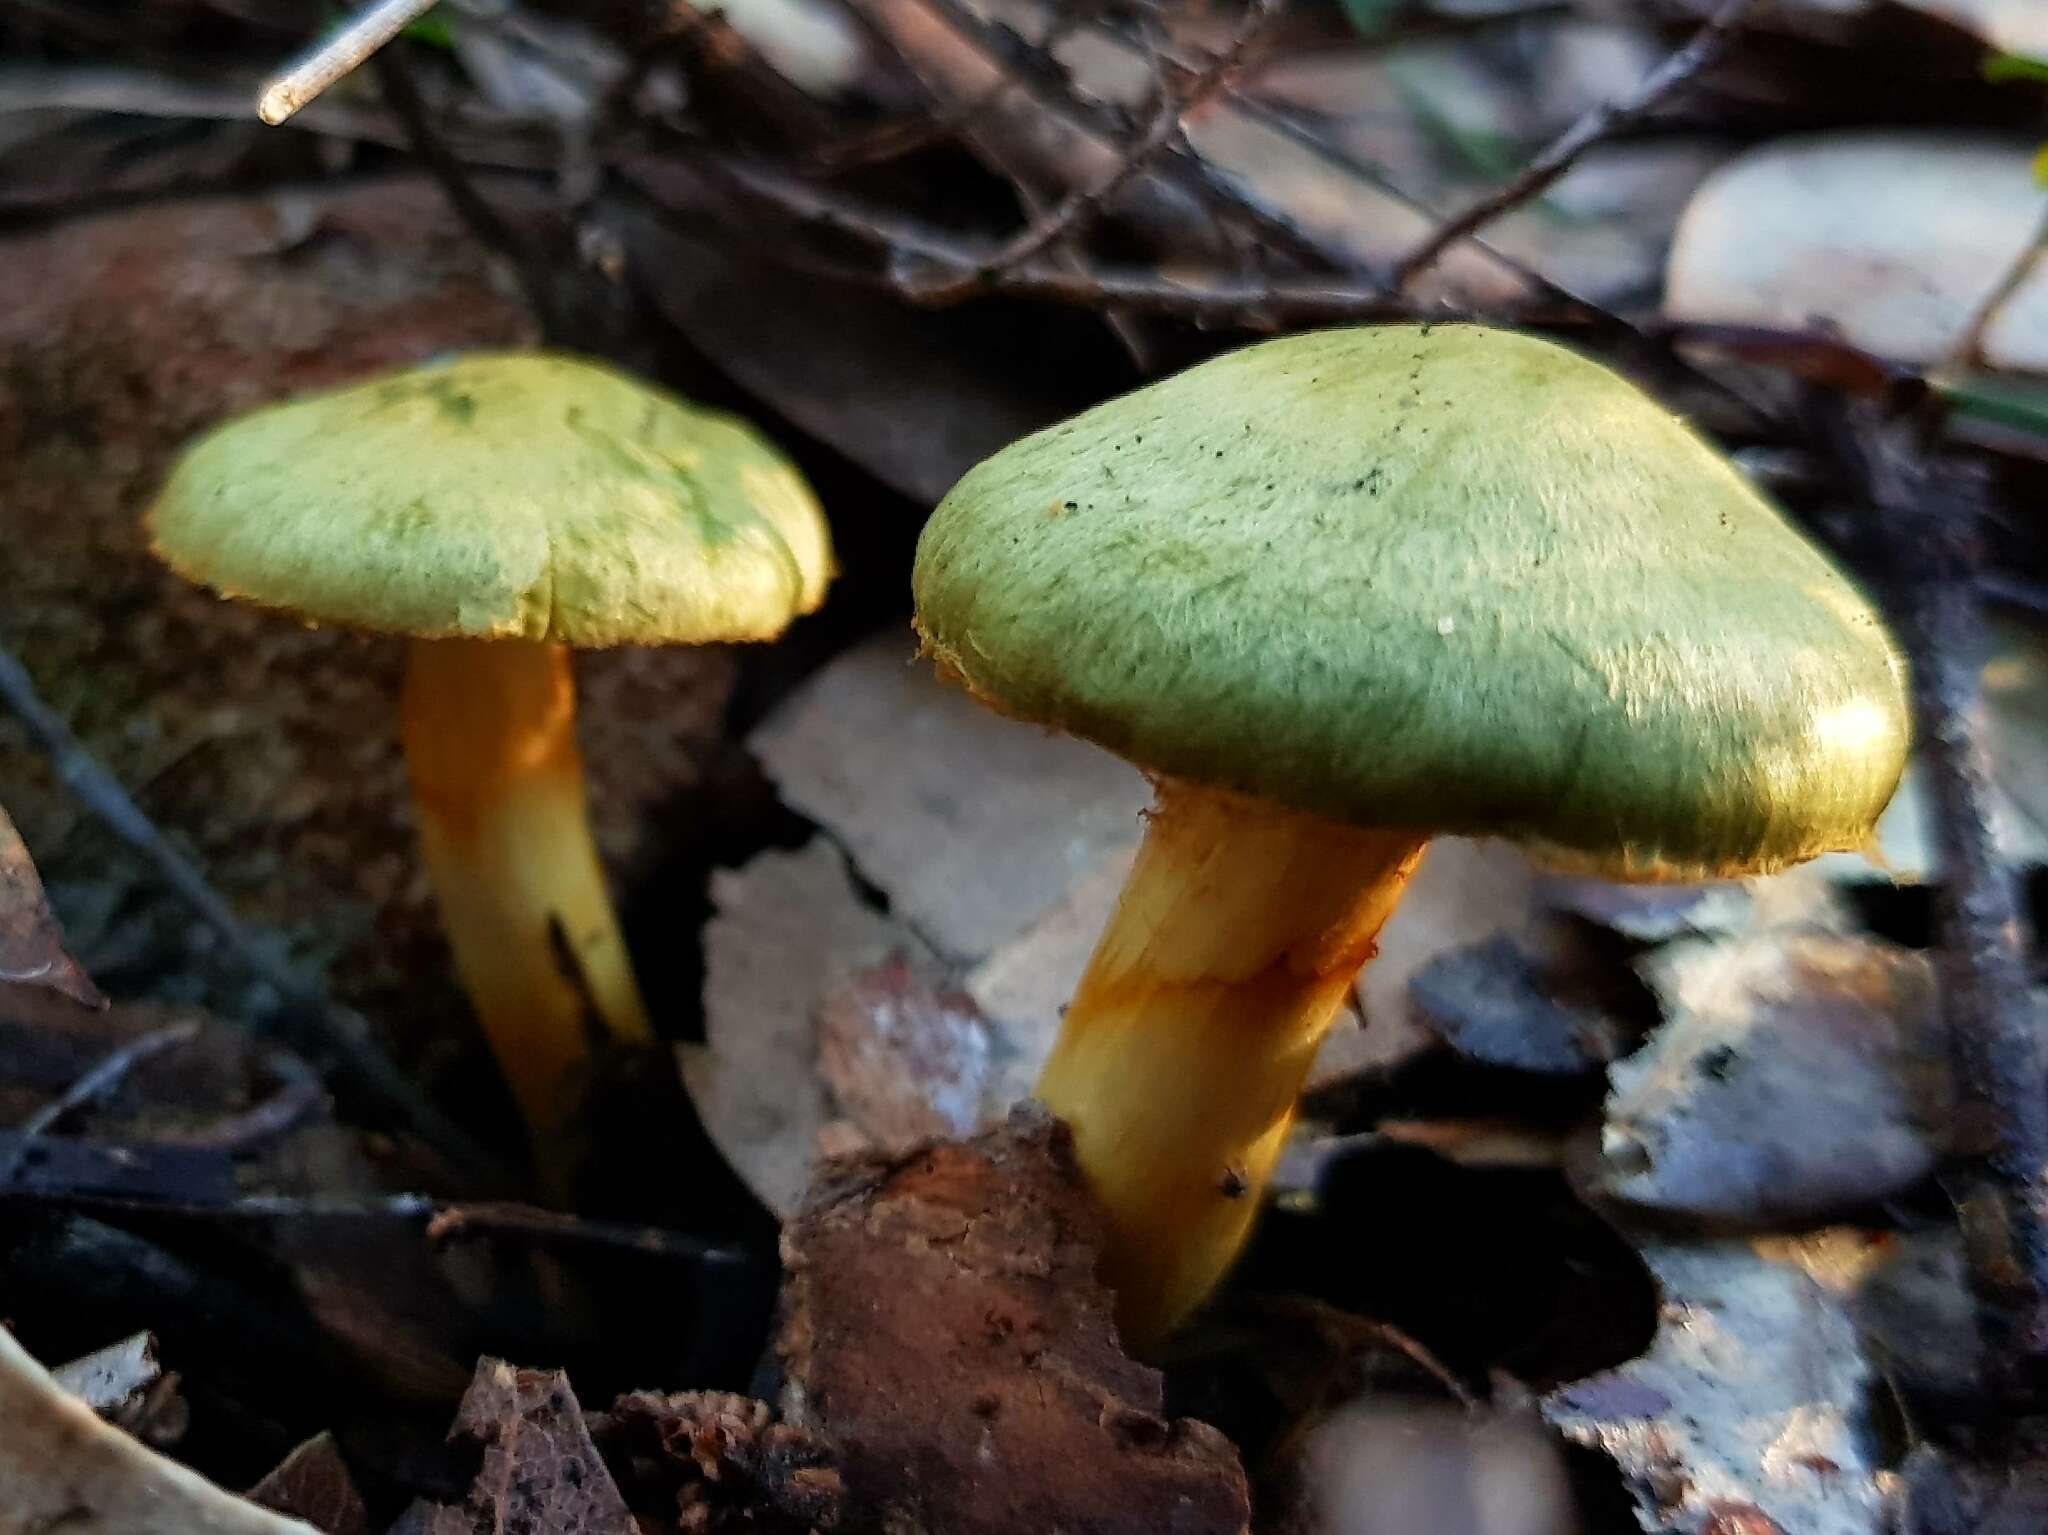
<box><xmin>151</xmin><ymin>352</ymin><xmax>833</xmax><ymax>647</ymax></box>
<box><xmin>913</xmin><ymin>325</ymin><xmax>1910</xmax><ymax>881</ymax></box>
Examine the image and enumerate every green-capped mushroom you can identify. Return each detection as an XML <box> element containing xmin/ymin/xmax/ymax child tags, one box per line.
<box><xmin>152</xmin><ymin>352</ymin><xmax>834</xmax><ymax>1143</ymax></box>
<box><xmin>913</xmin><ymin>323</ymin><xmax>1909</xmax><ymax>1344</ymax></box>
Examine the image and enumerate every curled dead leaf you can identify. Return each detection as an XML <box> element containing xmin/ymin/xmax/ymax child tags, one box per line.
<box><xmin>0</xmin><ymin>802</ymin><xmax>104</xmax><ymax>1008</ymax></box>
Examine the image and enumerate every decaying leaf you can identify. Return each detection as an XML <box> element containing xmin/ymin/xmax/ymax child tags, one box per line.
<box><xmin>752</xmin><ymin>632</ymin><xmax>1151</xmax><ymax>964</ymax></box>
<box><xmin>699</xmin><ymin>633</ymin><xmax>1148</xmax><ymax>1211</ymax></box>
<box><xmin>0</xmin><ymin>1324</ymin><xmax>316</xmax><ymax>1535</ymax></box>
<box><xmin>777</xmin><ymin>1106</ymin><xmax>1252</xmax><ymax>1534</ymax></box>
<box><xmin>704</xmin><ymin>632</ymin><xmax>1388</xmax><ymax>1214</ymax></box>
<box><xmin>1408</xmin><ymin>928</ymin><xmax>1637</xmax><ymax>1078</ymax></box>
<box><xmin>1546</xmin><ymin>1230</ymin><xmax>1910</xmax><ymax>1535</ymax></box>
<box><xmin>1349</xmin><ymin>838</ymin><xmax>1546</xmax><ymax>1078</ymax></box>
<box><xmin>0</xmin><ymin>802</ymin><xmax>104</xmax><ymax>1007</ymax></box>
<box><xmin>399</xmin><ymin>1358</ymin><xmax>634</xmax><ymax>1535</ymax></box>
<box><xmin>245</xmin><ymin>1433</ymin><xmax>368</xmax><ymax>1535</ymax></box>
<box><xmin>693</xmin><ymin>840</ymin><xmax>920</xmax><ymax>1216</ymax></box>
<box><xmin>1579</xmin><ymin>928</ymin><xmax>1950</xmax><ymax>1227</ymax></box>
<box><xmin>1665</xmin><ymin>133</ymin><xmax>2048</xmax><ymax>371</ymax></box>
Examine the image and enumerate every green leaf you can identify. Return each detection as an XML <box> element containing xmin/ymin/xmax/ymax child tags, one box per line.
<box><xmin>1984</xmin><ymin>51</ymin><xmax>2048</xmax><ymax>84</ymax></box>
<box><xmin>1940</xmin><ymin>373</ymin><xmax>2048</xmax><ymax>442</ymax></box>
<box><xmin>1338</xmin><ymin>0</ymin><xmax>1404</xmax><ymax>36</ymax></box>
<box><xmin>2035</xmin><ymin>144</ymin><xmax>2048</xmax><ymax>187</ymax></box>
<box><xmin>318</xmin><ymin>0</ymin><xmax>451</xmax><ymax>49</ymax></box>
<box><xmin>402</xmin><ymin>10</ymin><xmax>455</xmax><ymax>48</ymax></box>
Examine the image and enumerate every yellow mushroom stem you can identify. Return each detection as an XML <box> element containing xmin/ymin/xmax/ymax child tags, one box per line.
<box><xmin>1035</xmin><ymin>781</ymin><xmax>1427</xmax><ymax>1346</ymax></box>
<box><xmin>400</xmin><ymin>636</ymin><xmax>651</xmax><ymax>1137</ymax></box>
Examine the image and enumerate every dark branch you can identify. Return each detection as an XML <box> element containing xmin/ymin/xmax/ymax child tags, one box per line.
<box><xmin>1837</xmin><ymin>403</ymin><xmax>2048</xmax><ymax>1413</ymax></box>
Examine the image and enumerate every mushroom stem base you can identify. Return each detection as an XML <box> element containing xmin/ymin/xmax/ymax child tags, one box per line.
<box><xmin>1035</xmin><ymin>781</ymin><xmax>1426</xmax><ymax>1347</ymax></box>
<box><xmin>401</xmin><ymin>637</ymin><xmax>651</xmax><ymax>1138</ymax></box>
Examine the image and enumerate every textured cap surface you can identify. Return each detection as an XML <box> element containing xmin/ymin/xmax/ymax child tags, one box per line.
<box><xmin>151</xmin><ymin>352</ymin><xmax>834</xmax><ymax>646</ymax></box>
<box><xmin>912</xmin><ymin>325</ymin><xmax>1909</xmax><ymax>880</ymax></box>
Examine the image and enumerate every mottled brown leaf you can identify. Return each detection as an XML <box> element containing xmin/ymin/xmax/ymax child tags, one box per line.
<box><xmin>453</xmin><ymin>1360</ymin><xmax>633</xmax><ymax>1535</ymax></box>
<box><xmin>248</xmin><ymin>1433</ymin><xmax>368</xmax><ymax>1535</ymax></box>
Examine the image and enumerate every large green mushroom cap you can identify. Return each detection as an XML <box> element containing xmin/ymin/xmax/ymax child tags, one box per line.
<box><xmin>913</xmin><ymin>324</ymin><xmax>1910</xmax><ymax>881</ymax></box>
<box><xmin>151</xmin><ymin>352</ymin><xmax>834</xmax><ymax>647</ymax></box>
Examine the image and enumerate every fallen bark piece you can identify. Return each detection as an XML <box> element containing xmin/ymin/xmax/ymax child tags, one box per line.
<box><xmin>0</xmin><ymin>802</ymin><xmax>103</xmax><ymax>1007</ymax></box>
<box><xmin>596</xmin><ymin>1390</ymin><xmax>842</xmax><ymax>1531</ymax></box>
<box><xmin>247</xmin><ymin>1433</ymin><xmax>369</xmax><ymax>1535</ymax></box>
<box><xmin>0</xmin><ymin>1324</ymin><xmax>316</xmax><ymax>1535</ymax></box>
<box><xmin>777</xmin><ymin>1106</ymin><xmax>1251</xmax><ymax>1535</ymax></box>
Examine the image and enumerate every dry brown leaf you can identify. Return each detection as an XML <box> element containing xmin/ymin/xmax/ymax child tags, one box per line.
<box><xmin>245</xmin><ymin>1433</ymin><xmax>368</xmax><ymax>1535</ymax></box>
<box><xmin>0</xmin><ymin>802</ymin><xmax>103</xmax><ymax>1008</ymax></box>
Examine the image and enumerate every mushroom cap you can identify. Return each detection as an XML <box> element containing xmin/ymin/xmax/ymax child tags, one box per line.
<box><xmin>912</xmin><ymin>324</ymin><xmax>1910</xmax><ymax>882</ymax></box>
<box><xmin>150</xmin><ymin>352</ymin><xmax>834</xmax><ymax>647</ymax></box>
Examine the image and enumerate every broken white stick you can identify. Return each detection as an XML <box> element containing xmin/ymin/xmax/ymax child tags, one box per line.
<box><xmin>256</xmin><ymin>0</ymin><xmax>441</xmax><ymax>126</ymax></box>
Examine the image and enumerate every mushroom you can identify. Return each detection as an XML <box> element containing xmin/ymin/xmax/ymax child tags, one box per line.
<box><xmin>150</xmin><ymin>352</ymin><xmax>834</xmax><ymax>1140</ymax></box>
<box><xmin>912</xmin><ymin>323</ymin><xmax>1909</xmax><ymax>1344</ymax></box>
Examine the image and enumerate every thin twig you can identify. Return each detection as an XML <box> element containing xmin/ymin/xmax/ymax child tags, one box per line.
<box><xmin>1393</xmin><ymin>0</ymin><xmax>1757</xmax><ymax>289</ymax></box>
<box><xmin>915</xmin><ymin>0</ymin><xmax>1279</xmax><ymax>301</ymax></box>
<box><xmin>0</xmin><ymin>1021</ymin><xmax>202</xmax><ymax>1186</ymax></box>
<box><xmin>1948</xmin><ymin>205</ymin><xmax>2048</xmax><ymax>374</ymax></box>
<box><xmin>258</xmin><ymin>0</ymin><xmax>440</xmax><ymax>124</ymax></box>
<box><xmin>0</xmin><ymin>643</ymin><xmax>499</xmax><ymax>1182</ymax></box>
<box><xmin>845</xmin><ymin>0</ymin><xmax>1340</xmax><ymax>270</ymax></box>
<box><xmin>426</xmin><ymin>1199</ymin><xmax>755</xmax><ymax>1266</ymax></box>
<box><xmin>0</xmin><ymin>1184</ymin><xmax>758</xmax><ymax>1270</ymax></box>
<box><xmin>633</xmin><ymin>153</ymin><xmax>1547</xmax><ymax>326</ymax></box>
<box><xmin>178</xmin><ymin>1049</ymin><xmax>326</xmax><ymax>1150</ymax></box>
